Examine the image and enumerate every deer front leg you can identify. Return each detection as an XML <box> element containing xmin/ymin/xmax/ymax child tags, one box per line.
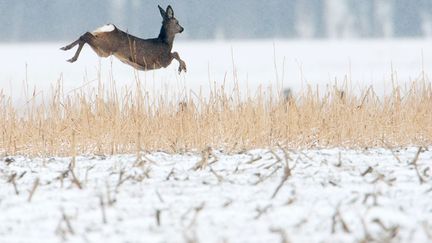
<box><xmin>171</xmin><ymin>52</ymin><xmax>187</xmax><ymax>74</ymax></box>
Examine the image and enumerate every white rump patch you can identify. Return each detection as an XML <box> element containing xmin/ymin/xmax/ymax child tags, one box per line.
<box><xmin>92</xmin><ymin>24</ymin><xmax>115</xmax><ymax>34</ymax></box>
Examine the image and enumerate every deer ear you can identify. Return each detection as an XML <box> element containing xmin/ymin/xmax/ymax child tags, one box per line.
<box><xmin>166</xmin><ymin>5</ymin><xmax>174</xmax><ymax>18</ymax></box>
<box><xmin>158</xmin><ymin>5</ymin><xmax>167</xmax><ymax>19</ymax></box>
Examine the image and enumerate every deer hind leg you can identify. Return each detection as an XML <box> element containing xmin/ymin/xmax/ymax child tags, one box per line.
<box><xmin>61</xmin><ymin>32</ymin><xmax>111</xmax><ymax>62</ymax></box>
<box><xmin>61</xmin><ymin>32</ymin><xmax>98</xmax><ymax>63</ymax></box>
<box><xmin>60</xmin><ymin>39</ymin><xmax>80</xmax><ymax>51</ymax></box>
<box><xmin>66</xmin><ymin>42</ymin><xmax>85</xmax><ymax>63</ymax></box>
<box><xmin>171</xmin><ymin>52</ymin><xmax>187</xmax><ymax>74</ymax></box>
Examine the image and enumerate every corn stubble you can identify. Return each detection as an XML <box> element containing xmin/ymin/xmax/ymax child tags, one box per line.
<box><xmin>0</xmin><ymin>78</ymin><xmax>431</xmax><ymax>156</ymax></box>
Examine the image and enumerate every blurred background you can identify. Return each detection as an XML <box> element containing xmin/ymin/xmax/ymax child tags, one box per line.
<box><xmin>0</xmin><ymin>1</ymin><xmax>431</xmax><ymax>102</ymax></box>
<box><xmin>1</xmin><ymin>0</ymin><xmax>432</xmax><ymax>42</ymax></box>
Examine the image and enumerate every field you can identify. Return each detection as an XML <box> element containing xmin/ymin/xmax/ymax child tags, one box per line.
<box><xmin>0</xmin><ymin>40</ymin><xmax>432</xmax><ymax>242</ymax></box>
<box><xmin>1</xmin><ymin>77</ymin><xmax>431</xmax><ymax>156</ymax></box>
<box><xmin>1</xmin><ymin>148</ymin><xmax>432</xmax><ymax>242</ymax></box>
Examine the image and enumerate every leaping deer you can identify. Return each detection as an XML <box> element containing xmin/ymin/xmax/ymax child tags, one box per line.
<box><xmin>61</xmin><ymin>5</ymin><xmax>187</xmax><ymax>74</ymax></box>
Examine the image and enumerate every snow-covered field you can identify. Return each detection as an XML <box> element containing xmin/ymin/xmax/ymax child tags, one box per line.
<box><xmin>1</xmin><ymin>148</ymin><xmax>431</xmax><ymax>242</ymax></box>
<box><xmin>1</xmin><ymin>40</ymin><xmax>431</xmax><ymax>242</ymax></box>
<box><xmin>1</xmin><ymin>39</ymin><xmax>432</xmax><ymax>101</ymax></box>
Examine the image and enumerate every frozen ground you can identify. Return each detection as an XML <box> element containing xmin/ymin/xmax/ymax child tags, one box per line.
<box><xmin>1</xmin><ymin>147</ymin><xmax>431</xmax><ymax>243</ymax></box>
<box><xmin>1</xmin><ymin>39</ymin><xmax>432</xmax><ymax>102</ymax></box>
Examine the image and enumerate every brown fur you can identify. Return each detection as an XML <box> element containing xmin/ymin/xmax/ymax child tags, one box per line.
<box><xmin>61</xmin><ymin>5</ymin><xmax>186</xmax><ymax>74</ymax></box>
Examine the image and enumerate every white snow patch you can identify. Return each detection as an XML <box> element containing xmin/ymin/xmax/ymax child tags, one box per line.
<box><xmin>1</xmin><ymin>40</ymin><xmax>432</xmax><ymax>105</ymax></box>
<box><xmin>0</xmin><ymin>147</ymin><xmax>431</xmax><ymax>242</ymax></box>
<box><xmin>92</xmin><ymin>24</ymin><xmax>115</xmax><ymax>34</ymax></box>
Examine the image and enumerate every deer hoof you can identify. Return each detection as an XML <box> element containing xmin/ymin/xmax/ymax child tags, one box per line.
<box><xmin>67</xmin><ymin>57</ymin><xmax>77</xmax><ymax>63</ymax></box>
<box><xmin>60</xmin><ymin>45</ymin><xmax>74</xmax><ymax>51</ymax></box>
<box><xmin>178</xmin><ymin>62</ymin><xmax>187</xmax><ymax>74</ymax></box>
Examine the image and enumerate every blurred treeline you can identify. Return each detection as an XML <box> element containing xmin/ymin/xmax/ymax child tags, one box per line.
<box><xmin>0</xmin><ymin>0</ymin><xmax>431</xmax><ymax>42</ymax></box>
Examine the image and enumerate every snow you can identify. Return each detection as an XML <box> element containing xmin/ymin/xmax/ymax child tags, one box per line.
<box><xmin>1</xmin><ymin>148</ymin><xmax>431</xmax><ymax>242</ymax></box>
<box><xmin>1</xmin><ymin>39</ymin><xmax>431</xmax><ymax>104</ymax></box>
<box><xmin>1</xmin><ymin>39</ymin><xmax>432</xmax><ymax>242</ymax></box>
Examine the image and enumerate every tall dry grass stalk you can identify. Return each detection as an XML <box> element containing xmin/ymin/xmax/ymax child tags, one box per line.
<box><xmin>0</xmin><ymin>76</ymin><xmax>431</xmax><ymax>156</ymax></box>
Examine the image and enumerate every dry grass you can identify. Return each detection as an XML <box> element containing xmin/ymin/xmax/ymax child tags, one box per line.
<box><xmin>0</xmin><ymin>75</ymin><xmax>431</xmax><ymax>156</ymax></box>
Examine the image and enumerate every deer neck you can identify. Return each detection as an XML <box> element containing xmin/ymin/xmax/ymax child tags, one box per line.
<box><xmin>158</xmin><ymin>25</ymin><xmax>175</xmax><ymax>49</ymax></box>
